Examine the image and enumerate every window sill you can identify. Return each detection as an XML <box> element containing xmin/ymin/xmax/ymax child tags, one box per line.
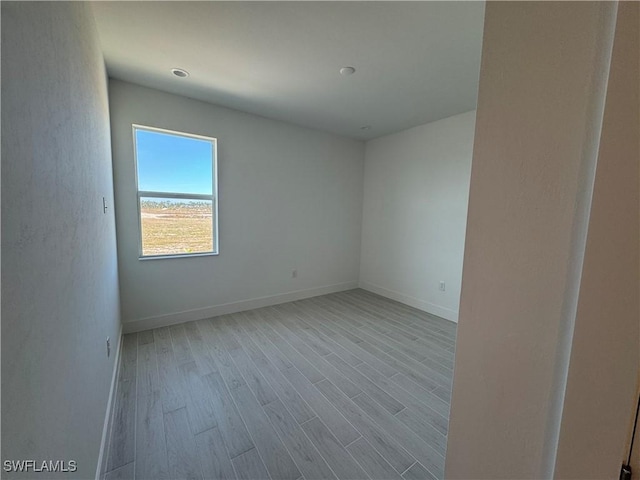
<box><xmin>138</xmin><ymin>252</ymin><xmax>219</xmax><ymax>261</ymax></box>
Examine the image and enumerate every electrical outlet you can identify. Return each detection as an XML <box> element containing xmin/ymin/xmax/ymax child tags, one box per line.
<box><xmin>106</xmin><ymin>337</ymin><xmax>111</xmax><ymax>357</ymax></box>
<box><xmin>292</xmin><ymin>269</ymin><xmax>297</xmax><ymax>278</ymax></box>
<box><xmin>439</xmin><ymin>281</ymin><xmax>446</xmax><ymax>292</ymax></box>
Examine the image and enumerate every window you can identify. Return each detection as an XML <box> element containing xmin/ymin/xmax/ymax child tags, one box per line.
<box><xmin>133</xmin><ymin>125</ymin><xmax>218</xmax><ymax>258</ymax></box>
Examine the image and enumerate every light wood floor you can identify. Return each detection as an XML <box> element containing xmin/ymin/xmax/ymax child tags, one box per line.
<box><xmin>103</xmin><ymin>289</ymin><xmax>456</xmax><ymax>480</ymax></box>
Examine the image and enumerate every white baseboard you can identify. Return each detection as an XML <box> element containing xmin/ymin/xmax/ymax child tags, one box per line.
<box><xmin>358</xmin><ymin>281</ymin><xmax>458</xmax><ymax>323</ymax></box>
<box><xmin>95</xmin><ymin>324</ymin><xmax>124</xmax><ymax>480</ymax></box>
<box><xmin>122</xmin><ymin>281</ymin><xmax>358</xmax><ymax>333</ymax></box>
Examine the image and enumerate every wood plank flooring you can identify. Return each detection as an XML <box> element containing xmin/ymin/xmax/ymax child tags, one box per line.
<box><xmin>103</xmin><ymin>289</ymin><xmax>456</xmax><ymax>480</ymax></box>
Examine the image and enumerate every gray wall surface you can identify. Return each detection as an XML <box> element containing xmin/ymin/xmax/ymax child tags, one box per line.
<box><xmin>552</xmin><ymin>2</ymin><xmax>639</xmax><ymax>475</ymax></box>
<box><xmin>360</xmin><ymin>111</ymin><xmax>475</xmax><ymax>322</ymax></box>
<box><xmin>109</xmin><ymin>80</ymin><xmax>364</xmax><ymax>331</ymax></box>
<box><xmin>1</xmin><ymin>2</ymin><xmax>121</xmax><ymax>478</ymax></box>
<box><xmin>446</xmin><ymin>2</ymin><xmax>638</xmax><ymax>477</ymax></box>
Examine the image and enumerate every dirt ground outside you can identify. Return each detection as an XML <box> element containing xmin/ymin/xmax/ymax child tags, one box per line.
<box><xmin>140</xmin><ymin>200</ymin><xmax>214</xmax><ymax>256</ymax></box>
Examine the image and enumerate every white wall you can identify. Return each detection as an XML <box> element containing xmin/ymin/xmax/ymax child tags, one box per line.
<box><xmin>553</xmin><ymin>2</ymin><xmax>639</xmax><ymax>476</ymax></box>
<box><xmin>109</xmin><ymin>80</ymin><xmax>365</xmax><ymax>332</ymax></box>
<box><xmin>359</xmin><ymin>111</ymin><xmax>475</xmax><ymax>322</ymax></box>
<box><xmin>1</xmin><ymin>2</ymin><xmax>121</xmax><ymax>478</ymax></box>
<box><xmin>446</xmin><ymin>2</ymin><xmax>636</xmax><ymax>478</ymax></box>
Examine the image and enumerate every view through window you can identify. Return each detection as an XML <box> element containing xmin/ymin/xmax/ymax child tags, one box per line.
<box><xmin>133</xmin><ymin>125</ymin><xmax>218</xmax><ymax>258</ymax></box>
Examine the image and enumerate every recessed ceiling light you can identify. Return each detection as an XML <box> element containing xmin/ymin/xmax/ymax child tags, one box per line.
<box><xmin>340</xmin><ymin>66</ymin><xmax>356</xmax><ymax>76</ymax></box>
<box><xmin>171</xmin><ymin>68</ymin><xmax>189</xmax><ymax>78</ymax></box>
<box><xmin>360</xmin><ymin>125</ymin><xmax>371</xmax><ymax>130</ymax></box>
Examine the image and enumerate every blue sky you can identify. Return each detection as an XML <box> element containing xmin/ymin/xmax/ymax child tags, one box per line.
<box><xmin>136</xmin><ymin>129</ymin><xmax>213</xmax><ymax>195</ymax></box>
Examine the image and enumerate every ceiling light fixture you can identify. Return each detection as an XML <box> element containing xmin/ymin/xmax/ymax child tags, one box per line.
<box><xmin>171</xmin><ymin>68</ymin><xmax>189</xmax><ymax>78</ymax></box>
<box><xmin>339</xmin><ymin>66</ymin><xmax>356</xmax><ymax>76</ymax></box>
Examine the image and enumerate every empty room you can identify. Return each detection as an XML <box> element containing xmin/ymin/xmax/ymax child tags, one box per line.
<box><xmin>2</xmin><ymin>2</ymin><xmax>638</xmax><ymax>480</ymax></box>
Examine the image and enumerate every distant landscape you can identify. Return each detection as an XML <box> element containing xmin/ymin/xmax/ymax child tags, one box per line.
<box><xmin>140</xmin><ymin>200</ymin><xmax>214</xmax><ymax>256</ymax></box>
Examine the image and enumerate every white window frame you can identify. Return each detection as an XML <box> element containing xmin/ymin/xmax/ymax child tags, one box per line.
<box><xmin>132</xmin><ymin>124</ymin><xmax>219</xmax><ymax>260</ymax></box>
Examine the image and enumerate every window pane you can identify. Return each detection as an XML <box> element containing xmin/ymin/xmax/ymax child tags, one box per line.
<box><xmin>135</xmin><ymin>129</ymin><xmax>213</xmax><ymax>195</ymax></box>
<box><xmin>140</xmin><ymin>198</ymin><xmax>214</xmax><ymax>256</ymax></box>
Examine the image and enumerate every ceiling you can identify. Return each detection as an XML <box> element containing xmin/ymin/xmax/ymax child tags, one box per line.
<box><xmin>92</xmin><ymin>2</ymin><xmax>485</xmax><ymax>140</ymax></box>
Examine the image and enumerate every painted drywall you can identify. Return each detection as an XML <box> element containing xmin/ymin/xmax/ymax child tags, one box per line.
<box><xmin>359</xmin><ymin>111</ymin><xmax>475</xmax><ymax>322</ymax></box>
<box><xmin>553</xmin><ymin>2</ymin><xmax>639</xmax><ymax>476</ymax></box>
<box><xmin>446</xmin><ymin>2</ymin><xmax>622</xmax><ymax>477</ymax></box>
<box><xmin>1</xmin><ymin>2</ymin><xmax>121</xmax><ymax>479</ymax></box>
<box><xmin>623</xmin><ymin>378</ymin><xmax>640</xmax><ymax>475</ymax></box>
<box><xmin>109</xmin><ymin>80</ymin><xmax>364</xmax><ymax>331</ymax></box>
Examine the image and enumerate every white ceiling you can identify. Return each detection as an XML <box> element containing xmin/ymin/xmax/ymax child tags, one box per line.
<box><xmin>92</xmin><ymin>1</ymin><xmax>485</xmax><ymax>140</ymax></box>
